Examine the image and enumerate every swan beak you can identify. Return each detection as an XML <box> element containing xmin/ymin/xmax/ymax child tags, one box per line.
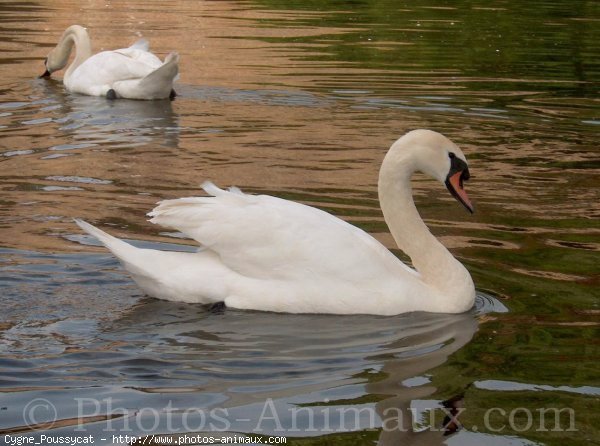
<box><xmin>39</xmin><ymin>57</ymin><xmax>51</xmax><ymax>78</ymax></box>
<box><xmin>446</xmin><ymin>170</ymin><xmax>474</xmax><ymax>214</ymax></box>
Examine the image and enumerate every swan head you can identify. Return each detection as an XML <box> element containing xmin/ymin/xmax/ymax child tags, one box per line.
<box><xmin>40</xmin><ymin>25</ymin><xmax>88</xmax><ymax>78</ymax></box>
<box><xmin>389</xmin><ymin>129</ymin><xmax>474</xmax><ymax>213</ymax></box>
<box><xmin>39</xmin><ymin>57</ymin><xmax>52</xmax><ymax>78</ymax></box>
<box><xmin>40</xmin><ymin>48</ymin><xmax>68</xmax><ymax>78</ymax></box>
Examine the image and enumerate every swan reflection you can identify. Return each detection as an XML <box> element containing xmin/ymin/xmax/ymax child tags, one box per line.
<box><xmin>0</xmin><ymin>244</ymin><xmax>507</xmax><ymax>443</ymax></box>
<box><xmin>33</xmin><ymin>78</ymin><xmax>180</xmax><ymax>150</ymax></box>
<box><xmin>87</xmin><ymin>294</ymin><xmax>502</xmax><ymax>442</ymax></box>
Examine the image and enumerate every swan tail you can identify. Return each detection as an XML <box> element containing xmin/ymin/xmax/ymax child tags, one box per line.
<box><xmin>164</xmin><ymin>52</ymin><xmax>180</xmax><ymax>81</ymax></box>
<box><xmin>75</xmin><ymin>219</ymin><xmax>134</xmax><ymax>255</ymax></box>
<box><xmin>75</xmin><ymin>219</ymin><xmax>228</xmax><ymax>303</ymax></box>
<box><xmin>164</xmin><ymin>51</ymin><xmax>179</xmax><ymax>65</ymax></box>
<box><xmin>74</xmin><ymin>219</ymin><xmax>156</xmax><ymax>280</ymax></box>
<box><xmin>75</xmin><ymin>219</ymin><xmax>170</xmax><ymax>296</ymax></box>
<box><xmin>112</xmin><ymin>52</ymin><xmax>179</xmax><ymax>99</ymax></box>
<box><xmin>139</xmin><ymin>51</ymin><xmax>179</xmax><ymax>92</ymax></box>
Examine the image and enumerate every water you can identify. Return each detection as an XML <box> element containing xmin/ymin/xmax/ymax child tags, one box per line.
<box><xmin>0</xmin><ymin>1</ymin><xmax>598</xmax><ymax>445</ymax></box>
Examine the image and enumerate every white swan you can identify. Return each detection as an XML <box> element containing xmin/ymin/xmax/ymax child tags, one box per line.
<box><xmin>76</xmin><ymin>130</ymin><xmax>476</xmax><ymax>315</ymax></box>
<box><xmin>41</xmin><ymin>25</ymin><xmax>179</xmax><ymax>100</ymax></box>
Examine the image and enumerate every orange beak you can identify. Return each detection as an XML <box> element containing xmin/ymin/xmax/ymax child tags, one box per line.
<box><xmin>446</xmin><ymin>170</ymin><xmax>474</xmax><ymax>213</ymax></box>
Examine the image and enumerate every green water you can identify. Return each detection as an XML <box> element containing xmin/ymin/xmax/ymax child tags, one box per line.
<box><xmin>249</xmin><ymin>1</ymin><xmax>600</xmax><ymax>444</ymax></box>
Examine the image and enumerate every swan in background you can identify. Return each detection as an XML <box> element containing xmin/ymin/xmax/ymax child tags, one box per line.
<box><xmin>76</xmin><ymin>130</ymin><xmax>476</xmax><ymax>315</ymax></box>
<box><xmin>40</xmin><ymin>25</ymin><xmax>179</xmax><ymax>100</ymax></box>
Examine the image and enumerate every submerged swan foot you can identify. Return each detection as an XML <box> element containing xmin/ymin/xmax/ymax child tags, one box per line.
<box><xmin>208</xmin><ymin>301</ymin><xmax>226</xmax><ymax>314</ymax></box>
<box><xmin>169</xmin><ymin>89</ymin><xmax>177</xmax><ymax>100</ymax></box>
<box><xmin>106</xmin><ymin>89</ymin><xmax>117</xmax><ymax>100</ymax></box>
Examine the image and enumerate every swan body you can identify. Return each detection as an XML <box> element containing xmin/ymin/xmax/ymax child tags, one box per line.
<box><xmin>76</xmin><ymin>130</ymin><xmax>476</xmax><ymax>315</ymax></box>
<box><xmin>42</xmin><ymin>25</ymin><xmax>179</xmax><ymax>100</ymax></box>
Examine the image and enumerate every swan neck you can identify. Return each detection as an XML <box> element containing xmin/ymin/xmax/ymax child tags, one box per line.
<box><xmin>378</xmin><ymin>150</ymin><xmax>469</xmax><ymax>294</ymax></box>
<box><xmin>57</xmin><ymin>26</ymin><xmax>92</xmax><ymax>82</ymax></box>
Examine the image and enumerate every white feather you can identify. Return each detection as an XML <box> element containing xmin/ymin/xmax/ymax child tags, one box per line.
<box><xmin>45</xmin><ymin>25</ymin><xmax>178</xmax><ymax>100</ymax></box>
<box><xmin>77</xmin><ymin>130</ymin><xmax>476</xmax><ymax>315</ymax></box>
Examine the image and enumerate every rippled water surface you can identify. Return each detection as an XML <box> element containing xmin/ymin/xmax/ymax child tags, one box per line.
<box><xmin>0</xmin><ymin>1</ymin><xmax>598</xmax><ymax>445</ymax></box>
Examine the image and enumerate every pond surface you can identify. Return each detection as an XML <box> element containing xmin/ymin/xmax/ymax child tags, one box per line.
<box><xmin>0</xmin><ymin>1</ymin><xmax>598</xmax><ymax>445</ymax></box>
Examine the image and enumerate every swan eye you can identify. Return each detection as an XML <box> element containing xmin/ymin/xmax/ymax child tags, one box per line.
<box><xmin>448</xmin><ymin>152</ymin><xmax>456</xmax><ymax>159</ymax></box>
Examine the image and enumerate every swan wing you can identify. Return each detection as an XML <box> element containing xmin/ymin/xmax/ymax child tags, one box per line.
<box><xmin>68</xmin><ymin>50</ymin><xmax>159</xmax><ymax>93</ymax></box>
<box><xmin>148</xmin><ymin>183</ymin><xmax>417</xmax><ymax>283</ymax></box>
<box><xmin>73</xmin><ymin>51</ymin><xmax>153</xmax><ymax>79</ymax></box>
<box><xmin>113</xmin><ymin>45</ymin><xmax>163</xmax><ymax>68</ymax></box>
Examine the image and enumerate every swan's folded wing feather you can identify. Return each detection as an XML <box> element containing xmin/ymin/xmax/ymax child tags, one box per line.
<box><xmin>112</xmin><ymin>47</ymin><xmax>163</xmax><ymax>69</ymax></box>
<box><xmin>148</xmin><ymin>183</ymin><xmax>417</xmax><ymax>283</ymax></box>
<box><xmin>72</xmin><ymin>51</ymin><xmax>159</xmax><ymax>89</ymax></box>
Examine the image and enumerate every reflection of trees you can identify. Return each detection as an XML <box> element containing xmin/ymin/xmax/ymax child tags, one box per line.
<box><xmin>370</xmin><ymin>311</ymin><xmax>477</xmax><ymax>445</ymax></box>
<box><xmin>255</xmin><ymin>0</ymin><xmax>598</xmax><ymax>94</ymax></box>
